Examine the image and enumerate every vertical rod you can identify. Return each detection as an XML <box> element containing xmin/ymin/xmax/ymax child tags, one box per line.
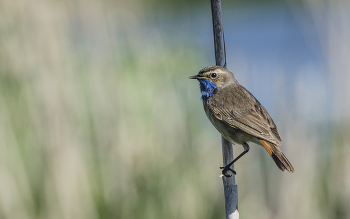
<box><xmin>211</xmin><ymin>0</ymin><xmax>226</xmax><ymax>68</ymax></box>
<box><xmin>210</xmin><ymin>1</ymin><xmax>239</xmax><ymax>218</ymax></box>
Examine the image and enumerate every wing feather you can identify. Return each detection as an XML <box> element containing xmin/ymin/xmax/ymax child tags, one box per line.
<box><xmin>207</xmin><ymin>85</ymin><xmax>282</xmax><ymax>144</ymax></box>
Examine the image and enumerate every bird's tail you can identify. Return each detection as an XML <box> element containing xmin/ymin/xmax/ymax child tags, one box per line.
<box><xmin>259</xmin><ymin>139</ymin><xmax>295</xmax><ymax>173</ymax></box>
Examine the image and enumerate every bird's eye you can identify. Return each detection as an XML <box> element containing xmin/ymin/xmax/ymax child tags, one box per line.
<box><xmin>211</xmin><ymin>73</ymin><xmax>217</xmax><ymax>78</ymax></box>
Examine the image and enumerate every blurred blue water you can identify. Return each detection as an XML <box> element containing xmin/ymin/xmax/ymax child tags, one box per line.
<box><xmin>222</xmin><ymin>5</ymin><xmax>329</xmax><ymax>120</ymax></box>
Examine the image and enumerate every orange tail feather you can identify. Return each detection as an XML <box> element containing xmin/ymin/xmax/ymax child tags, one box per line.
<box><xmin>259</xmin><ymin>139</ymin><xmax>294</xmax><ymax>173</ymax></box>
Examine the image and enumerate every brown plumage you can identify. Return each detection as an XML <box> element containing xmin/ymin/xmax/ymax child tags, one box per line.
<box><xmin>190</xmin><ymin>66</ymin><xmax>294</xmax><ymax>175</ymax></box>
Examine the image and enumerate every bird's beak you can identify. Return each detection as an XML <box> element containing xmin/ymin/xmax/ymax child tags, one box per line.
<box><xmin>189</xmin><ymin>75</ymin><xmax>205</xmax><ymax>80</ymax></box>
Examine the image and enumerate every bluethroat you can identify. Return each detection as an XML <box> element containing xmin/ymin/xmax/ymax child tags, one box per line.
<box><xmin>189</xmin><ymin>66</ymin><xmax>294</xmax><ymax>177</ymax></box>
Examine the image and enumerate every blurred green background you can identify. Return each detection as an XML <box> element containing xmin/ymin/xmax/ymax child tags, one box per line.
<box><xmin>1</xmin><ymin>0</ymin><xmax>350</xmax><ymax>218</ymax></box>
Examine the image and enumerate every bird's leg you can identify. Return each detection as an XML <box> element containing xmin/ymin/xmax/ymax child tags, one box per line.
<box><xmin>220</xmin><ymin>143</ymin><xmax>250</xmax><ymax>177</ymax></box>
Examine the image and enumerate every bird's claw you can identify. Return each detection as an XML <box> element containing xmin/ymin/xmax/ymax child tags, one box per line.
<box><xmin>220</xmin><ymin>166</ymin><xmax>236</xmax><ymax>177</ymax></box>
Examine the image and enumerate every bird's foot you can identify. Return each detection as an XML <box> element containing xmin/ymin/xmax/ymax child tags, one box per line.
<box><xmin>219</xmin><ymin>166</ymin><xmax>236</xmax><ymax>177</ymax></box>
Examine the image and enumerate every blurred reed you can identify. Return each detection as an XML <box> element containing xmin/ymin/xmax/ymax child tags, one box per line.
<box><xmin>0</xmin><ymin>1</ymin><xmax>223</xmax><ymax>218</ymax></box>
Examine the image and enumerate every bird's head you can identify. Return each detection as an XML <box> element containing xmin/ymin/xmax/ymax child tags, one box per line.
<box><xmin>189</xmin><ymin>66</ymin><xmax>237</xmax><ymax>100</ymax></box>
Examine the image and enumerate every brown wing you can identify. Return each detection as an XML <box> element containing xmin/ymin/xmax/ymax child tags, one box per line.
<box><xmin>207</xmin><ymin>85</ymin><xmax>282</xmax><ymax>144</ymax></box>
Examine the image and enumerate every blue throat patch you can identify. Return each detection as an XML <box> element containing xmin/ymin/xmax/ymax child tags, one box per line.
<box><xmin>199</xmin><ymin>79</ymin><xmax>217</xmax><ymax>100</ymax></box>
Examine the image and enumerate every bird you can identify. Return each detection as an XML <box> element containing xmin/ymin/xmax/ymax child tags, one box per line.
<box><xmin>189</xmin><ymin>66</ymin><xmax>294</xmax><ymax>177</ymax></box>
